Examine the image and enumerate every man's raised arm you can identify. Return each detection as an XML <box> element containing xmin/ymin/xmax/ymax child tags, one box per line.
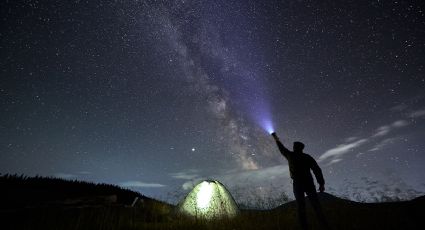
<box><xmin>271</xmin><ymin>132</ymin><xmax>291</xmax><ymax>159</ymax></box>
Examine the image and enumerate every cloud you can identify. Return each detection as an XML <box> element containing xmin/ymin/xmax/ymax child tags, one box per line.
<box><xmin>326</xmin><ymin>158</ymin><xmax>343</xmax><ymax>166</ymax></box>
<box><xmin>318</xmin><ymin>139</ymin><xmax>367</xmax><ymax>162</ymax></box>
<box><xmin>213</xmin><ymin>165</ymin><xmax>290</xmax><ymax>189</ymax></box>
<box><xmin>221</xmin><ymin>165</ymin><xmax>290</xmax><ymax>182</ymax></box>
<box><xmin>179</xmin><ymin>165</ymin><xmax>290</xmax><ymax>191</ymax></box>
<box><xmin>54</xmin><ymin>172</ymin><xmax>91</xmax><ymax>179</ymax></box>
<box><xmin>170</xmin><ymin>170</ymin><xmax>199</xmax><ymax>180</ymax></box>
<box><xmin>320</xmin><ymin>109</ymin><xmax>416</xmax><ymax>165</ymax></box>
<box><xmin>390</xmin><ymin>103</ymin><xmax>408</xmax><ymax>112</ymax></box>
<box><xmin>373</xmin><ymin>125</ymin><xmax>391</xmax><ymax>137</ymax></box>
<box><xmin>368</xmin><ymin>137</ymin><xmax>399</xmax><ymax>152</ymax></box>
<box><xmin>181</xmin><ymin>180</ymin><xmax>202</xmax><ymax>190</ymax></box>
<box><xmin>373</xmin><ymin>120</ymin><xmax>409</xmax><ymax>137</ymax></box>
<box><xmin>120</xmin><ymin>181</ymin><xmax>166</xmax><ymax>188</ymax></box>
<box><xmin>344</xmin><ymin>136</ymin><xmax>359</xmax><ymax>142</ymax></box>
<box><xmin>409</xmin><ymin>109</ymin><xmax>425</xmax><ymax>118</ymax></box>
<box><xmin>318</xmin><ymin>101</ymin><xmax>424</xmax><ymax>167</ymax></box>
<box><xmin>54</xmin><ymin>173</ymin><xmax>78</xmax><ymax>179</ymax></box>
<box><xmin>392</xmin><ymin>120</ymin><xmax>409</xmax><ymax>127</ymax></box>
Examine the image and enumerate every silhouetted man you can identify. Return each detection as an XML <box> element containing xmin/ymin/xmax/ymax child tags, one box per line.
<box><xmin>272</xmin><ymin>132</ymin><xmax>330</xmax><ymax>230</ymax></box>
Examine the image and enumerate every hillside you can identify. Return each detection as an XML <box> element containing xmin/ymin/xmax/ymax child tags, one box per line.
<box><xmin>1</xmin><ymin>174</ymin><xmax>147</xmax><ymax>207</ymax></box>
<box><xmin>269</xmin><ymin>192</ymin><xmax>425</xmax><ymax>229</ymax></box>
<box><xmin>0</xmin><ymin>174</ymin><xmax>172</xmax><ymax>229</ymax></box>
<box><xmin>1</xmin><ymin>174</ymin><xmax>424</xmax><ymax>230</ymax></box>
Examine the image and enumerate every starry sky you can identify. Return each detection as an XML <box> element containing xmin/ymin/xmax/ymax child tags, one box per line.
<box><xmin>1</xmin><ymin>0</ymin><xmax>425</xmax><ymax>203</ymax></box>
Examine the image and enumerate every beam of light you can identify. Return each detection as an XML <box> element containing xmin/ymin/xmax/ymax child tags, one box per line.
<box><xmin>251</xmin><ymin>101</ymin><xmax>274</xmax><ymax>134</ymax></box>
<box><xmin>261</xmin><ymin>117</ymin><xmax>274</xmax><ymax>134</ymax></box>
<box><xmin>238</xmin><ymin>80</ymin><xmax>274</xmax><ymax>135</ymax></box>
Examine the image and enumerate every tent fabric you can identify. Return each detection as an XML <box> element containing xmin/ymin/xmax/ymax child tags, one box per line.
<box><xmin>177</xmin><ymin>180</ymin><xmax>239</xmax><ymax>219</ymax></box>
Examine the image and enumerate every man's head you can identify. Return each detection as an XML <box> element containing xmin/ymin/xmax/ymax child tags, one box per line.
<box><xmin>293</xmin><ymin>141</ymin><xmax>305</xmax><ymax>153</ymax></box>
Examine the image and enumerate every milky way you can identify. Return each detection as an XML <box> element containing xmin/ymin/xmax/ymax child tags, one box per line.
<box><xmin>1</xmin><ymin>0</ymin><xmax>424</xmax><ymax>203</ymax></box>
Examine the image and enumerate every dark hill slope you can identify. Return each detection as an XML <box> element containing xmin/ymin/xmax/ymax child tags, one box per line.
<box><xmin>0</xmin><ymin>174</ymin><xmax>172</xmax><ymax>230</ymax></box>
<box><xmin>1</xmin><ymin>174</ymin><xmax>144</xmax><ymax>207</ymax></box>
<box><xmin>0</xmin><ymin>174</ymin><xmax>162</xmax><ymax>208</ymax></box>
<box><xmin>269</xmin><ymin>192</ymin><xmax>425</xmax><ymax>230</ymax></box>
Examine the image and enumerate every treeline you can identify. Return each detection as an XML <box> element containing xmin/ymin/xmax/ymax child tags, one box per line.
<box><xmin>0</xmin><ymin>174</ymin><xmax>148</xmax><ymax>209</ymax></box>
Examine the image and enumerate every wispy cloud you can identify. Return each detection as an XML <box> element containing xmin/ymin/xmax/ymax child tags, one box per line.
<box><xmin>344</xmin><ymin>136</ymin><xmax>359</xmax><ymax>142</ymax></box>
<box><xmin>373</xmin><ymin>125</ymin><xmax>391</xmax><ymax>137</ymax></box>
<box><xmin>54</xmin><ymin>173</ymin><xmax>78</xmax><ymax>179</ymax></box>
<box><xmin>54</xmin><ymin>172</ymin><xmax>91</xmax><ymax>179</ymax></box>
<box><xmin>409</xmin><ymin>109</ymin><xmax>425</xmax><ymax>118</ymax></box>
<box><xmin>326</xmin><ymin>158</ymin><xmax>343</xmax><ymax>166</ymax></box>
<box><xmin>319</xmin><ymin>139</ymin><xmax>367</xmax><ymax>162</ymax></box>
<box><xmin>220</xmin><ymin>165</ymin><xmax>290</xmax><ymax>183</ymax></box>
<box><xmin>181</xmin><ymin>180</ymin><xmax>202</xmax><ymax>190</ymax></box>
<box><xmin>170</xmin><ymin>170</ymin><xmax>199</xmax><ymax>180</ymax></box>
<box><xmin>368</xmin><ymin>137</ymin><xmax>400</xmax><ymax>152</ymax></box>
<box><xmin>319</xmin><ymin>110</ymin><xmax>416</xmax><ymax>165</ymax></box>
<box><xmin>373</xmin><ymin>120</ymin><xmax>408</xmax><ymax>137</ymax></box>
<box><xmin>179</xmin><ymin>165</ymin><xmax>290</xmax><ymax>191</ymax></box>
<box><xmin>390</xmin><ymin>103</ymin><xmax>408</xmax><ymax>112</ymax></box>
<box><xmin>392</xmin><ymin>120</ymin><xmax>409</xmax><ymax>128</ymax></box>
<box><xmin>120</xmin><ymin>181</ymin><xmax>166</xmax><ymax>188</ymax></box>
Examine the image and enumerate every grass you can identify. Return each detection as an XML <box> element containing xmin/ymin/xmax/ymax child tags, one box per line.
<box><xmin>1</xmin><ymin>174</ymin><xmax>424</xmax><ymax>230</ymax></box>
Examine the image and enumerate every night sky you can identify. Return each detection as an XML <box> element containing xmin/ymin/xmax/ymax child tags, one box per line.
<box><xmin>1</xmin><ymin>0</ymin><xmax>424</xmax><ymax>203</ymax></box>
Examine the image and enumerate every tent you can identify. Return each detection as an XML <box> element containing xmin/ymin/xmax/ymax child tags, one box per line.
<box><xmin>176</xmin><ymin>180</ymin><xmax>239</xmax><ymax>219</ymax></box>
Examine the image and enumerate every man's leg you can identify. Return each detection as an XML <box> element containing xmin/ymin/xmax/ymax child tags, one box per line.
<box><xmin>293</xmin><ymin>182</ymin><xmax>308</xmax><ymax>230</ymax></box>
<box><xmin>306</xmin><ymin>189</ymin><xmax>331</xmax><ymax>230</ymax></box>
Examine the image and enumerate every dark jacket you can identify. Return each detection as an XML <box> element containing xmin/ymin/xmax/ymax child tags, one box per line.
<box><xmin>276</xmin><ymin>140</ymin><xmax>325</xmax><ymax>187</ymax></box>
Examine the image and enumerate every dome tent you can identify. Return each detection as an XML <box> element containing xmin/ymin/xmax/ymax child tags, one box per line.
<box><xmin>176</xmin><ymin>180</ymin><xmax>239</xmax><ymax>219</ymax></box>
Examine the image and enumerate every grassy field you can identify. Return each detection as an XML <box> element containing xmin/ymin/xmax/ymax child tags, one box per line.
<box><xmin>1</xmin><ymin>175</ymin><xmax>424</xmax><ymax>230</ymax></box>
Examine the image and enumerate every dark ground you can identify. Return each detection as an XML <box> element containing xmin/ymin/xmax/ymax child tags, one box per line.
<box><xmin>1</xmin><ymin>175</ymin><xmax>424</xmax><ymax>230</ymax></box>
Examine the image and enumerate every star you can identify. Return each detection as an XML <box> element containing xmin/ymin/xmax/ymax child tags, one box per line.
<box><xmin>1</xmin><ymin>0</ymin><xmax>424</xmax><ymax>203</ymax></box>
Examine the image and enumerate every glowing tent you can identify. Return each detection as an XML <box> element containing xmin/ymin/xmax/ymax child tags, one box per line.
<box><xmin>177</xmin><ymin>180</ymin><xmax>239</xmax><ymax>219</ymax></box>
